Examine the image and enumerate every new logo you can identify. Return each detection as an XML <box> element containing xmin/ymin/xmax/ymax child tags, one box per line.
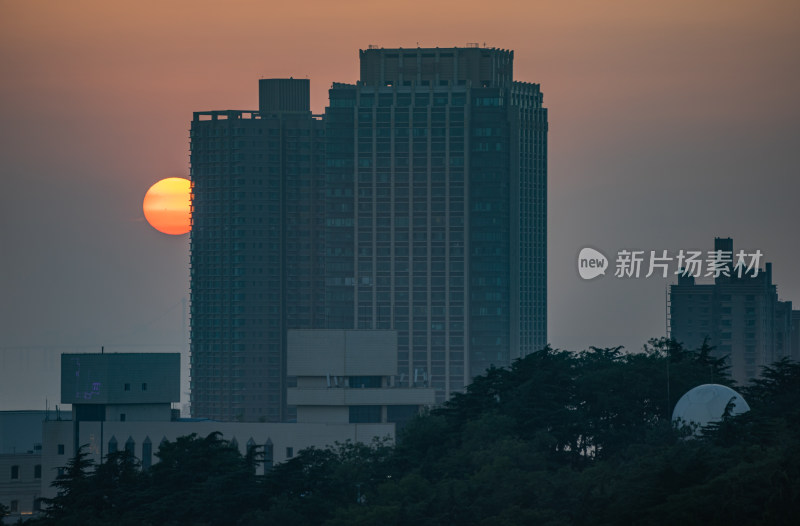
<box><xmin>578</xmin><ymin>248</ymin><xmax>608</xmax><ymax>280</ymax></box>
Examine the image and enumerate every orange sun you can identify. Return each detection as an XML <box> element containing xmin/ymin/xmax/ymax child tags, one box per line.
<box><xmin>143</xmin><ymin>177</ymin><xmax>191</xmax><ymax>235</ymax></box>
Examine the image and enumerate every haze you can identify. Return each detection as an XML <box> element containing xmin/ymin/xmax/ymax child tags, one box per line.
<box><xmin>2</xmin><ymin>0</ymin><xmax>799</xmax><ymax>410</ymax></box>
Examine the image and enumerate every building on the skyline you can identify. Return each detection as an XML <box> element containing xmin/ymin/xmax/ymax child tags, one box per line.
<box><xmin>287</xmin><ymin>329</ymin><xmax>435</xmax><ymax>430</ymax></box>
<box><xmin>5</xmin><ymin>344</ymin><xmax>428</xmax><ymax>518</ymax></box>
<box><xmin>37</xmin><ymin>351</ymin><xmax>406</xmax><ymax>504</ymax></box>
<box><xmin>324</xmin><ymin>46</ymin><xmax>548</xmax><ymax>401</ymax></box>
<box><xmin>189</xmin><ymin>79</ymin><xmax>326</xmax><ymax>422</ymax></box>
<box><xmin>669</xmin><ymin>237</ymin><xmax>800</xmax><ymax>385</ymax></box>
<box><xmin>189</xmin><ymin>46</ymin><xmax>548</xmax><ymax>417</ymax></box>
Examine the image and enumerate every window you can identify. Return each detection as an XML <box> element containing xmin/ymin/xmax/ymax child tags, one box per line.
<box><xmin>286</xmin><ymin>447</ymin><xmax>293</xmax><ymax>458</ymax></box>
<box><xmin>124</xmin><ymin>383</ymin><xmax>131</xmax><ymax>391</ymax></box>
<box><xmin>57</xmin><ymin>468</ymin><xmax>65</xmax><ymax>477</ymax></box>
<box><xmin>57</xmin><ymin>444</ymin><xmax>65</xmax><ymax>455</ymax></box>
<box><xmin>120</xmin><ymin>413</ymin><xmax>126</xmax><ymax>422</ymax></box>
<box><xmin>142</xmin><ymin>383</ymin><xmax>148</xmax><ymax>391</ymax></box>
<box><xmin>349</xmin><ymin>405</ymin><xmax>382</xmax><ymax>423</ymax></box>
<box><xmin>34</xmin><ymin>465</ymin><xmax>41</xmax><ymax>479</ymax></box>
<box><xmin>11</xmin><ymin>465</ymin><xmax>19</xmax><ymax>480</ymax></box>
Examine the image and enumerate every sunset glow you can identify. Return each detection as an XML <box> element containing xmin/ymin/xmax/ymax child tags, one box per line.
<box><xmin>143</xmin><ymin>177</ymin><xmax>191</xmax><ymax>235</ymax></box>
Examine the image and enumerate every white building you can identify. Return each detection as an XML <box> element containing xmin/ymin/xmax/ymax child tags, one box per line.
<box><xmin>288</xmin><ymin>329</ymin><xmax>436</xmax><ymax>427</ymax></box>
<box><xmin>0</xmin><ymin>411</ymin><xmax>53</xmax><ymax>523</ymax></box>
<box><xmin>36</xmin><ymin>330</ymin><xmax>434</xmax><ymax>503</ymax></box>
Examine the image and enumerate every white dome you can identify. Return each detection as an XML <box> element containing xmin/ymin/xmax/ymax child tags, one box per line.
<box><xmin>672</xmin><ymin>384</ymin><xmax>750</xmax><ymax>429</ymax></box>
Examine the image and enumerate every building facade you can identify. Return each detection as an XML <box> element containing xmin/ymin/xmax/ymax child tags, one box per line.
<box><xmin>0</xmin><ymin>411</ymin><xmax>51</xmax><ymax>524</ymax></box>
<box><xmin>190</xmin><ymin>47</ymin><xmax>548</xmax><ymax>416</ymax></box>
<box><xmin>669</xmin><ymin>238</ymin><xmax>799</xmax><ymax>384</ymax></box>
<box><xmin>190</xmin><ymin>79</ymin><xmax>326</xmax><ymax>422</ymax></box>
<box><xmin>287</xmin><ymin>329</ymin><xmax>435</xmax><ymax>429</ymax></box>
<box><xmin>325</xmin><ymin>47</ymin><xmax>548</xmax><ymax>401</ymax></box>
<box><xmin>39</xmin><ymin>351</ymin><xmax>408</xmax><ymax>502</ymax></box>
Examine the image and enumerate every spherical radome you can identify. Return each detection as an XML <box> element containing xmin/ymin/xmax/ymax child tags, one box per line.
<box><xmin>672</xmin><ymin>384</ymin><xmax>750</xmax><ymax>429</ymax></box>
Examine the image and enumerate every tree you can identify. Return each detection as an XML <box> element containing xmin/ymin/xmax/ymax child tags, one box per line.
<box><xmin>38</xmin><ymin>444</ymin><xmax>96</xmax><ymax>524</ymax></box>
<box><xmin>141</xmin><ymin>432</ymin><xmax>259</xmax><ymax>526</ymax></box>
<box><xmin>26</xmin><ymin>341</ymin><xmax>799</xmax><ymax>525</ymax></box>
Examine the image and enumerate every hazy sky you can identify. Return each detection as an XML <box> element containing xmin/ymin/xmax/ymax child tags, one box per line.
<box><xmin>2</xmin><ymin>0</ymin><xmax>799</xmax><ymax>410</ymax></box>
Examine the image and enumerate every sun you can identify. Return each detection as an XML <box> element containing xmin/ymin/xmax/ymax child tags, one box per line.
<box><xmin>143</xmin><ymin>177</ymin><xmax>191</xmax><ymax>235</ymax></box>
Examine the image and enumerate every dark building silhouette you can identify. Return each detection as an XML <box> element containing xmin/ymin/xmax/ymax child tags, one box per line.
<box><xmin>325</xmin><ymin>47</ymin><xmax>548</xmax><ymax>401</ymax></box>
<box><xmin>190</xmin><ymin>47</ymin><xmax>548</xmax><ymax>418</ymax></box>
<box><xmin>190</xmin><ymin>79</ymin><xmax>325</xmax><ymax>422</ymax></box>
<box><xmin>669</xmin><ymin>237</ymin><xmax>800</xmax><ymax>384</ymax></box>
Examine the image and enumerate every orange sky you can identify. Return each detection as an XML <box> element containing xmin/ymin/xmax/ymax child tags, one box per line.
<box><xmin>2</xmin><ymin>1</ymin><xmax>798</xmax><ymax>187</ymax></box>
<box><xmin>1</xmin><ymin>0</ymin><xmax>799</xmax><ymax>408</ymax></box>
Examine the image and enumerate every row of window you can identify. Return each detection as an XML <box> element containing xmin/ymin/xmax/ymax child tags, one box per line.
<box><xmin>332</xmin><ymin>93</ymin><xmax>468</xmax><ymax>108</ymax></box>
<box><xmin>3</xmin><ymin>497</ymin><xmax>41</xmax><ymax>514</ymax></box>
<box><xmin>8</xmin><ymin>464</ymin><xmax>41</xmax><ymax>480</ymax></box>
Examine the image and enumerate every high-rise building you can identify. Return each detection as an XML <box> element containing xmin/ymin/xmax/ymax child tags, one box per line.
<box><xmin>189</xmin><ymin>79</ymin><xmax>325</xmax><ymax>422</ymax></box>
<box><xmin>190</xmin><ymin>47</ymin><xmax>548</xmax><ymax>417</ymax></box>
<box><xmin>324</xmin><ymin>47</ymin><xmax>548</xmax><ymax>401</ymax></box>
<box><xmin>669</xmin><ymin>237</ymin><xmax>800</xmax><ymax>384</ymax></box>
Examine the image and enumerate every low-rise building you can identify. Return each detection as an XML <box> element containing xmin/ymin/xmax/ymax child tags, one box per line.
<box><xmin>38</xmin><ymin>332</ymin><xmax>434</xmax><ymax>501</ymax></box>
<box><xmin>0</xmin><ymin>411</ymin><xmax>64</xmax><ymax>523</ymax></box>
<box><xmin>288</xmin><ymin>329</ymin><xmax>436</xmax><ymax>429</ymax></box>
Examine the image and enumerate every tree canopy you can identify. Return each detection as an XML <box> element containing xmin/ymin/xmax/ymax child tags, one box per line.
<box><xmin>25</xmin><ymin>339</ymin><xmax>800</xmax><ymax>525</ymax></box>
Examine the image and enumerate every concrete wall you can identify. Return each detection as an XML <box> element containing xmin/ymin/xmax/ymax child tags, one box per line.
<box><xmin>287</xmin><ymin>330</ymin><xmax>397</xmax><ymax>376</ymax></box>
<box><xmin>288</xmin><ymin>387</ymin><xmax>437</xmax><ymax>407</ymax></box>
<box><xmin>295</xmin><ymin>406</ymin><xmax>349</xmax><ymax>424</ymax></box>
<box><xmin>104</xmin><ymin>403</ymin><xmax>172</xmax><ymax>422</ymax></box>
<box><xmin>61</xmin><ymin>353</ymin><xmax>180</xmax><ymax>405</ymax></box>
<box><xmin>0</xmin><ymin>453</ymin><xmax>41</xmax><ymax>523</ymax></box>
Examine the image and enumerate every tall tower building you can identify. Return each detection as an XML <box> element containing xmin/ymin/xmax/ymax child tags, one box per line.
<box><xmin>325</xmin><ymin>47</ymin><xmax>548</xmax><ymax>401</ymax></box>
<box><xmin>189</xmin><ymin>79</ymin><xmax>325</xmax><ymax>422</ymax></box>
<box><xmin>669</xmin><ymin>237</ymin><xmax>799</xmax><ymax>385</ymax></box>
